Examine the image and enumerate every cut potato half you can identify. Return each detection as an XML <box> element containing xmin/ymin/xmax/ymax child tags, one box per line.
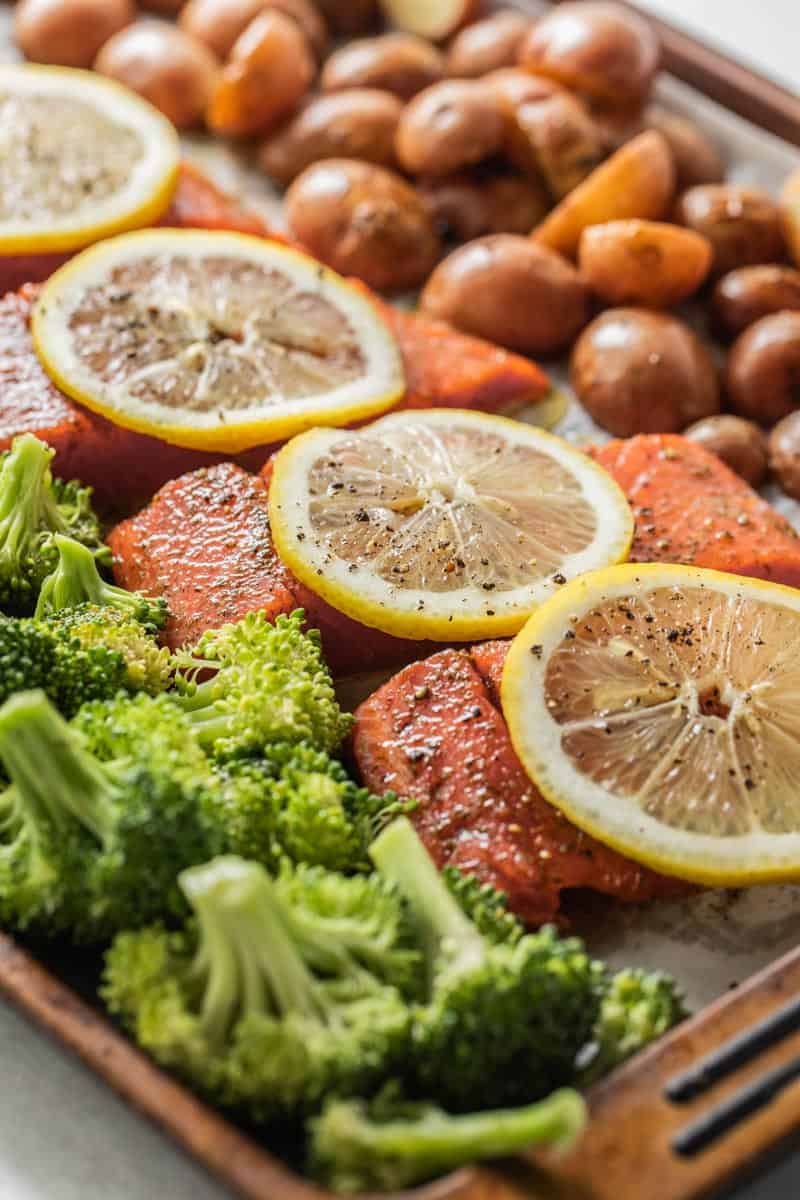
<box><xmin>32</xmin><ymin>229</ymin><xmax>405</xmax><ymax>453</ymax></box>
<box><xmin>503</xmin><ymin>563</ymin><xmax>800</xmax><ymax>886</ymax></box>
<box><xmin>269</xmin><ymin>408</ymin><xmax>633</xmax><ymax>641</ymax></box>
<box><xmin>379</xmin><ymin>0</ymin><xmax>477</xmax><ymax>41</ymax></box>
<box><xmin>0</xmin><ymin>64</ymin><xmax>179</xmax><ymax>255</ymax></box>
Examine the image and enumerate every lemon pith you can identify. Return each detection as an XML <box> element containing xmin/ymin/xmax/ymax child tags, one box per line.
<box><xmin>269</xmin><ymin>408</ymin><xmax>633</xmax><ymax>641</ymax></box>
<box><xmin>0</xmin><ymin>65</ymin><xmax>180</xmax><ymax>255</ymax></box>
<box><xmin>31</xmin><ymin>229</ymin><xmax>406</xmax><ymax>453</ymax></box>
<box><xmin>502</xmin><ymin>562</ymin><xmax>800</xmax><ymax>886</ymax></box>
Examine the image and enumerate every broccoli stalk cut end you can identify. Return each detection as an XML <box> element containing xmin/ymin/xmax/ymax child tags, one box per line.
<box><xmin>309</xmin><ymin>1088</ymin><xmax>587</xmax><ymax>1193</ymax></box>
<box><xmin>35</xmin><ymin>536</ymin><xmax>167</xmax><ymax>629</ymax></box>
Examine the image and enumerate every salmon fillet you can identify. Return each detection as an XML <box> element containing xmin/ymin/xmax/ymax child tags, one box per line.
<box><xmin>108</xmin><ymin>461</ymin><xmax>428</xmax><ymax>673</ymax></box>
<box><xmin>352</xmin><ymin>646</ymin><xmax>686</xmax><ymax>926</ymax></box>
<box><xmin>591</xmin><ymin>434</ymin><xmax>800</xmax><ymax>586</ymax></box>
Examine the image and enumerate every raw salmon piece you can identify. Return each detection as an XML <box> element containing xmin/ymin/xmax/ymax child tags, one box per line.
<box><xmin>352</xmin><ymin>648</ymin><xmax>685</xmax><ymax>927</ymax></box>
<box><xmin>0</xmin><ymin>162</ymin><xmax>279</xmax><ymax>297</ymax></box>
<box><xmin>591</xmin><ymin>434</ymin><xmax>800</xmax><ymax>587</ymax></box>
<box><xmin>469</xmin><ymin>638</ymin><xmax>509</xmax><ymax>705</ymax></box>
<box><xmin>108</xmin><ymin>461</ymin><xmax>425</xmax><ymax>673</ymax></box>
<box><xmin>379</xmin><ymin>305</ymin><xmax>551</xmax><ymax>415</ymax></box>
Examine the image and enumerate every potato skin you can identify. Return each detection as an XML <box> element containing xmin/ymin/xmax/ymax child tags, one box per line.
<box><xmin>15</xmin><ymin>0</ymin><xmax>134</xmax><ymax>68</ymax></box>
<box><xmin>95</xmin><ymin>21</ymin><xmax>218</xmax><ymax>130</ymax></box>
<box><xmin>395</xmin><ymin>80</ymin><xmax>505</xmax><ymax>177</ymax></box>
<box><xmin>684</xmin><ymin>414</ymin><xmax>768</xmax><ymax>486</ymax></box>
<box><xmin>285</xmin><ymin>159</ymin><xmax>441</xmax><ymax>293</ymax></box>
<box><xmin>207</xmin><ymin>9</ymin><xmax>314</xmax><ymax>137</ymax></box>
<box><xmin>726</xmin><ymin>311</ymin><xmax>800</xmax><ymax>427</ymax></box>
<box><xmin>769</xmin><ymin>411</ymin><xmax>800</xmax><ymax>498</ymax></box>
<box><xmin>645</xmin><ymin>108</ymin><xmax>724</xmax><ymax>189</ymax></box>
<box><xmin>259</xmin><ymin>89</ymin><xmax>402</xmax><ymax>184</ymax></box>
<box><xmin>180</xmin><ymin>0</ymin><xmax>328</xmax><ymax>61</ymax></box>
<box><xmin>446</xmin><ymin>10</ymin><xmax>531</xmax><ymax>78</ymax></box>
<box><xmin>321</xmin><ymin>33</ymin><xmax>444</xmax><ymax>100</ymax></box>
<box><xmin>418</xmin><ymin>176</ymin><xmax>490</xmax><ymax>243</ymax></box>
<box><xmin>675</xmin><ymin>185</ymin><xmax>786</xmax><ymax>279</ymax></box>
<box><xmin>314</xmin><ymin>0</ymin><xmax>377</xmax><ymax>35</ymax></box>
<box><xmin>533</xmin><ymin>130</ymin><xmax>675</xmax><ymax>259</ymax></box>
<box><xmin>570</xmin><ymin>308</ymin><xmax>720</xmax><ymax>436</ymax></box>
<box><xmin>420</xmin><ymin>234</ymin><xmax>588</xmax><ymax>355</ymax></box>
<box><xmin>711</xmin><ymin>265</ymin><xmax>800</xmax><ymax>340</ymax></box>
<box><xmin>578</xmin><ymin>219</ymin><xmax>712</xmax><ymax>307</ymax></box>
<box><xmin>518</xmin><ymin>1</ymin><xmax>660</xmax><ymax>109</ymax></box>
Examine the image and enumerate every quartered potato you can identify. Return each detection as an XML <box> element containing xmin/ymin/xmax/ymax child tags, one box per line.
<box><xmin>207</xmin><ymin>8</ymin><xmax>314</xmax><ymax>136</ymax></box>
<box><xmin>578</xmin><ymin>219</ymin><xmax>712</xmax><ymax>307</ymax></box>
<box><xmin>505</xmin><ymin>87</ymin><xmax>606</xmax><ymax>200</ymax></box>
<box><xmin>532</xmin><ymin>130</ymin><xmax>675</xmax><ymax>258</ymax></box>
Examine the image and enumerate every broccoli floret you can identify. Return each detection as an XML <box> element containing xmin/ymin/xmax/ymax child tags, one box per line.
<box><xmin>370</xmin><ymin>818</ymin><xmax>602</xmax><ymax>1111</ymax></box>
<box><xmin>442</xmin><ymin>868</ymin><xmax>524</xmax><ymax>946</ymax></box>
<box><xmin>45</xmin><ymin>604</ymin><xmax>172</xmax><ymax>695</ymax></box>
<box><xmin>0</xmin><ymin>435</ymin><xmax>107</xmax><ymax>615</ymax></box>
<box><xmin>309</xmin><ymin>1087</ymin><xmax>586</xmax><ymax>1193</ymax></box>
<box><xmin>577</xmin><ymin>968</ymin><xmax>687</xmax><ymax>1087</ymax></box>
<box><xmin>35</xmin><ymin>536</ymin><xmax>167</xmax><ymax>630</ymax></box>
<box><xmin>210</xmin><ymin>744</ymin><xmax>412</xmax><ymax>873</ymax></box>
<box><xmin>0</xmin><ymin>614</ymin><xmax>128</xmax><ymax>718</ymax></box>
<box><xmin>172</xmin><ymin>610</ymin><xmax>352</xmax><ymax>760</ymax></box>
<box><xmin>0</xmin><ymin>690</ymin><xmax>217</xmax><ymax>940</ymax></box>
<box><xmin>103</xmin><ymin>856</ymin><xmax>411</xmax><ymax>1118</ymax></box>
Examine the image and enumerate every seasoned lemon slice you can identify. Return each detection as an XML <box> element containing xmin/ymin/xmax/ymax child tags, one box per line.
<box><xmin>32</xmin><ymin>229</ymin><xmax>405</xmax><ymax>453</ymax></box>
<box><xmin>503</xmin><ymin>563</ymin><xmax>800</xmax><ymax>886</ymax></box>
<box><xmin>269</xmin><ymin>408</ymin><xmax>633</xmax><ymax>641</ymax></box>
<box><xmin>0</xmin><ymin>65</ymin><xmax>179</xmax><ymax>255</ymax></box>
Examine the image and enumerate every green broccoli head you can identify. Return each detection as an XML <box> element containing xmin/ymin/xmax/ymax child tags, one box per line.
<box><xmin>0</xmin><ymin>435</ymin><xmax>107</xmax><ymax>615</ymax></box>
<box><xmin>442</xmin><ymin>868</ymin><xmax>524</xmax><ymax>947</ymax></box>
<box><xmin>0</xmin><ymin>690</ymin><xmax>218</xmax><ymax>940</ymax></box>
<box><xmin>35</xmin><ymin>536</ymin><xmax>167</xmax><ymax>630</ymax></box>
<box><xmin>578</xmin><ymin>968</ymin><xmax>687</xmax><ymax>1087</ymax></box>
<box><xmin>0</xmin><ymin>614</ymin><xmax>129</xmax><ymax>719</ymax></box>
<box><xmin>172</xmin><ymin>610</ymin><xmax>352</xmax><ymax>760</ymax></box>
<box><xmin>210</xmin><ymin>743</ymin><xmax>413</xmax><ymax>874</ymax></box>
<box><xmin>45</xmin><ymin>604</ymin><xmax>173</xmax><ymax>695</ymax></box>
<box><xmin>309</xmin><ymin>1087</ymin><xmax>587</xmax><ymax>1194</ymax></box>
<box><xmin>103</xmin><ymin>856</ymin><xmax>411</xmax><ymax>1119</ymax></box>
<box><xmin>370</xmin><ymin>818</ymin><xmax>602</xmax><ymax>1111</ymax></box>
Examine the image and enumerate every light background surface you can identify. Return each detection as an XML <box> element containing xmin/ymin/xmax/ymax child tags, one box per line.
<box><xmin>0</xmin><ymin>2</ymin><xmax>799</xmax><ymax>1198</ymax></box>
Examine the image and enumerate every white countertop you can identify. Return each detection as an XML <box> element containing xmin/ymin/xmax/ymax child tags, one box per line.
<box><xmin>0</xmin><ymin>4</ymin><xmax>798</xmax><ymax>1199</ymax></box>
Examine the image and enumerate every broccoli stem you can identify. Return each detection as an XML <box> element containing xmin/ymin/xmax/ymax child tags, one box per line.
<box><xmin>369</xmin><ymin>817</ymin><xmax>486</xmax><ymax>981</ymax></box>
<box><xmin>0</xmin><ymin>436</ymin><xmax>67</xmax><ymax>569</ymax></box>
<box><xmin>179</xmin><ymin>858</ymin><xmax>328</xmax><ymax>1045</ymax></box>
<box><xmin>35</xmin><ymin>536</ymin><xmax>133</xmax><ymax>619</ymax></box>
<box><xmin>0</xmin><ymin>690</ymin><xmax>117</xmax><ymax>845</ymax></box>
<box><xmin>312</xmin><ymin>1090</ymin><xmax>587</xmax><ymax>1191</ymax></box>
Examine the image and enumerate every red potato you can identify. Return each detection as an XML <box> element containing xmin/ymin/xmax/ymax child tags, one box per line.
<box><xmin>285</xmin><ymin>159</ymin><xmax>442</xmax><ymax>293</ymax></box>
<box><xmin>570</xmin><ymin>308</ymin><xmax>720</xmax><ymax>436</ymax></box>
<box><xmin>259</xmin><ymin>89</ymin><xmax>403</xmax><ymax>184</ymax></box>
<box><xmin>446</xmin><ymin>10</ymin><xmax>531</xmax><ymax>78</ymax></box>
<box><xmin>395</xmin><ymin>80</ymin><xmax>506</xmax><ymax>177</ymax></box>
<box><xmin>421</xmin><ymin>234</ymin><xmax>588</xmax><ymax>356</ymax></box>
<box><xmin>321</xmin><ymin>33</ymin><xmax>444</xmax><ymax>100</ymax></box>
<box><xmin>95</xmin><ymin>22</ymin><xmax>219</xmax><ymax>130</ymax></box>
<box><xmin>518</xmin><ymin>1</ymin><xmax>660</xmax><ymax>109</ymax></box>
<box><xmin>206</xmin><ymin>9</ymin><xmax>314</xmax><ymax>136</ymax></box>
<box><xmin>14</xmin><ymin>0</ymin><xmax>134</xmax><ymax>68</ymax></box>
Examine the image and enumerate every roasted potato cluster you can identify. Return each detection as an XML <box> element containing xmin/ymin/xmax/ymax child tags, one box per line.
<box><xmin>13</xmin><ymin>0</ymin><xmax>800</xmax><ymax>500</ymax></box>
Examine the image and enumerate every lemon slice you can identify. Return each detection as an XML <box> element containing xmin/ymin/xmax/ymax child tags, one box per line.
<box><xmin>31</xmin><ymin>229</ymin><xmax>405</xmax><ymax>453</ymax></box>
<box><xmin>269</xmin><ymin>408</ymin><xmax>633</xmax><ymax>641</ymax></box>
<box><xmin>0</xmin><ymin>65</ymin><xmax>180</xmax><ymax>255</ymax></box>
<box><xmin>503</xmin><ymin>563</ymin><xmax>800</xmax><ymax>886</ymax></box>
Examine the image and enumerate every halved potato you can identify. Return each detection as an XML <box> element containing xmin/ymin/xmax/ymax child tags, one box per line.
<box><xmin>532</xmin><ymin>130</ymin><xmax>675</xmax><ymax>259</ymax></box>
